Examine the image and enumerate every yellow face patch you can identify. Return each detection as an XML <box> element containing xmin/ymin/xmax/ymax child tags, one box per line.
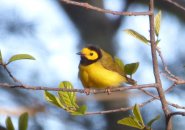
<box><xmin>81</xmin><ymin>48</ymin><xmax>99</xmax><ymax>60</ymax></box>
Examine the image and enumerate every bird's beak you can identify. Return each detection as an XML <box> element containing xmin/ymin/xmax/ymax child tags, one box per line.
<box><xmin>76</xmin><ymin>52</ymin><xmax>82</xmax><ymax>55</ymax></box>
<box><xmin>76</xmin><ymin>52</ymin><xmax>85</xmax><ymax>56</ymax></box>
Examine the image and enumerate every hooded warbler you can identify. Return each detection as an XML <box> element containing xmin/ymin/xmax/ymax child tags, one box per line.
<box><xmin>77</xmin><ymin>45</ymin><xmax>136</xmax><ymax>94</ymax></box>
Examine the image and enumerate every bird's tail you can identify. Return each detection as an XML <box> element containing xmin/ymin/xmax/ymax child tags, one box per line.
<box><xmin>126</xmin><ymin>76</ymin><xmax>137</xmax><ymax>85</ymax></box>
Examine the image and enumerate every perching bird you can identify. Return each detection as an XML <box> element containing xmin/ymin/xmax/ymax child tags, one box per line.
<box><xmin>77</xmin><ymin>45</ymin><xmax>136</xmax><ymax>94</ymax></box>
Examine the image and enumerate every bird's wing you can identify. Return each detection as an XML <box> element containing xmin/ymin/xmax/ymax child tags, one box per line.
<box><xmin>100</xmin><ymin>49</ymin><xmax>137</xmax><ymax>85</ymax></box>
<box><xmin>100</xmin><ymin>49</ymin><xmax>124</xmax><ymax>76</ymax></box>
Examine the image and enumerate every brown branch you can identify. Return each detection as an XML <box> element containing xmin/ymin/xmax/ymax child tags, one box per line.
<box><xmin>0</xmin><ymin>82</ymin><xmax>156</xmax><ymax>94</ymax></box>
<box><xmin>157</xmin><ymin>47</ymin><xmax>177</xmax><ymax>79</ymax></box>
<box><xmin>165</xmin><ymin>83</ymin><xmax>176</xmax><ymax>93</ymax></box>
<box><xmin>164</xmin><ymin>0</ymin><xmax>185</xmax><ymax>12</ymax></box>
<box><xmin>169</xmin><ymin>111</ymin><xmax>185</xmax><ymax>117</ymax></box>
<box><xmin>157</xmin><ymin>47</ymin><xmax>185</xmax><ymax>86</ymax></box>
<box><xmin>2</xmin><ymin>64</ymin><xmax>22</xmax><ymax>84</ymax></box>
<box><xmin>167</xmin><ymin>111</ymin><xmax>185</xmax><ymax>129</ymax></box>
<box><xmin>162</xmin><ymin>73</ymin><xmax>185</xmax><ymax>85</ymax></box>
<box><xmin>149</xmin><ymin>0</ymin><xmax>170</xmax><ymax>129</ymax></box>
<box><xmin>85</xmin><ymin>94</ymin><xmax>155</xmax><ymax>115</ymax></box>
<box><xmin>139</xmin><ymin>88</ymin><xmax>185</xmax><ymax>110</ymax></box>
<box><xmin>60</xmin><ymin>0</ymin><xmax>152</xmax><ymax>16</ymax></box>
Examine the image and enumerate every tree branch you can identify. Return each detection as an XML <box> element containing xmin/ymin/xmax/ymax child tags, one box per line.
<box><xmin>139</xmin><ymin>88</ymin><xmax>185</xmax><ymax>110</ymax></box>
<box><xmin>149</xmin><ymin>0</ymin><xmax>170</xmax><ymax>129</ymax></box>
<box><xmin>60</xmin><ymin>0</ymin><xmax>152</xmax><ymax>16</ymax></box>
<box><xmin>2</xmin><ymin>64</ymin><xmax>22</xmax><ymax>84</ymax></box>
<box><xmin>0</xmin><ymin>82</ymin><xmax>156</xmax><ymax>94</ymax></box>
<box><xmin>164</xmin><ymin>0</ymin><xmax>185</xmax><ymax>12</ymax></box>
<box><xmin>85</xmin><ymin>94</ymin><xmax>156</xmax><ymax>115</ymax></box>
<box><xmin>157</xmin><ymin>47</ymin><xmax>177</xmax><ymax>79</ymax></box>
<box><xmin>167</xmin><ymin>111</ymin><xmax>185</xmax><ymax>129</ymax></box>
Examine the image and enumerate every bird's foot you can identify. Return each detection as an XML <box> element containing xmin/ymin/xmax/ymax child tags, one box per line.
<box><xmin>105</xmin><ymin>87</ymin><xmax>111</xmax><ymax>95</ymax></box>
<box><xmin>84</xmin><ymin>88</ymin><xmax>90</xmax><ymax>95</ymax></box>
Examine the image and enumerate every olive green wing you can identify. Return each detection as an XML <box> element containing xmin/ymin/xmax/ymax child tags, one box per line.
<box><xmin>100</xmin><ymin>49</ymin><xmax>124</xmax><ymax>76</ymax></box>
<box><xmin>100</xmin><ymin>49</ymin><xmax>137</xmax><ymax>85</ymax></box>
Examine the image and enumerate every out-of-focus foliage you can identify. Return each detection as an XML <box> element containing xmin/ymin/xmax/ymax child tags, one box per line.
<box><xmin>7</xmin><ymin>54</ymin><xmax>35</xmax><ymax>65</ymax></box>
<box><xmin>6</xmin><ymin>117</ymin><xmax>15</xmax><ymax>130</ymax></box>
<box><xmin>44</xmin><ymin>81</ymin><xmax>87</xmax><ymax>115</ymax></box>
<box><xmin>117</xmin><ymin>104</ymin><xmax>160</xmax><ymax>130</ymax></box>
<box><xmin>5</xmin><ymin>112</ymin><xmax>29</xmax><ymax>130</ymax></box>
<box><xmin>124</xmin><ymin>11</ymin><xmax>162</xmax><ymax>45</ymax></box>
<box><xmin>154</xmin><ymin>11</ymin><xmax>162</xmax><ymax>37</ymax></box>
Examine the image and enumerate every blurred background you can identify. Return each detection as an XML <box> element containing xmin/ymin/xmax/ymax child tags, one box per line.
<box><xmin>0</xmin><ymin>0</ymin><xmax>185</xmax><ymax>130</ymax></box>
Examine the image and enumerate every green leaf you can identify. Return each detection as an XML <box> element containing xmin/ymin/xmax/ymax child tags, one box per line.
<box><xmin>133</xmin><ymin>104</ymin><xmax>144</xmax><ymax>127</ymax></box>
<box><xmin>125</xmin><ymin>62</ymin><xmax>139</xmax><ymax>75</ymax></box>
<box><xmin>154</xmin><ymin>10</ymin><xmax>162</xmax><ymax>37</ymax></box>
<box><xmin>71</xmin><ymin>105</ymin><xmax>87</xmax><ymax>115</ymax></box>
<box><xmin>117</xmin><ymin>116</ymin><xmax>144</xmax><ymax>129</ymax></box>
<box><xmin>114</xmin><ymin>57</ymin><xmax>125</xmax><ymax>74</ymax></box>
<box><xmin>58</xmin><ymin>81</ymin><xmax>78</xmax><ymax>112</ymax></box>
<box><xmin>7</xmin><ymin>54</ymin><xmax>35</xmax><ymax>64</ymax></box>
<box><xmin>124</xmin><ymin>29</ymin><xmax>149</xmax><ymax>44</ymax></box>
<box><xmin>156</xmin><ymin>39</ymin><xmax>161</xmax><ymax>45</ymax></box>
<box><xmin>44</xmin><ymin>91</ymin><xmax>64</xmax><ymax>108</ymax></box>
<box><xmin>18</xmin><ymin>112</ymin><xmax>28</xmax><ymax>130</ymax></box>
<box><xmin>6</xmin><ymin>117</ymin><xmax>15</xmax><ymax>130</ymax></box>
<box><xmin>147</xmin><ymin>115</ymin><xmax>160</xmax><ymax>128</ymax></box>
<box><xmin>0</xmin><ymin>50</ymin><xmax>2</xmax><ymax>63</ymax></box>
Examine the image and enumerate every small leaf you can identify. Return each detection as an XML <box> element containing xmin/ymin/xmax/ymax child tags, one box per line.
<box><xmin>117</xmin><ymin>116</ymin><xmax>144</xmax><ymax>129</ymax></box>
<box><xmin>147</xmin><ymin>115</ymin><xmax>160</xmax><ymax>128</ymax></box>
<box><xmin>58</xmin><ymin>81</ymin><xmax>78</xmax><ymax>112</ymax></box>
<box><xmin>18</xmin><ymin>112</ymin><xmax>28</xmax><ymax>130</ymax></box>
<box><xmin>7</xmin><ymin>54</ymin><xmax>35</xmax><ymax>64</ymax></box>
<box><xmin>6</xmin><ymin>117</ymin><xmax>15</xmax><ymax>130</ymax></box>
<box><xmin>44</xmin><ymin>91</ymin><xmax>64</xmax><ymax>108</ymax></box>
<box><xmin>133</xmin><ymin>104</ymin><xmax>144</xmax><ymax>127</ymax></box>
<box><xmin>0</xmin><ymin>50</ymin><xmax>2</xmax><ymax>63</ymax></box>
<box><xmin>71</xmin><ymin>105</ymin><xmax>87</xmax><ymax>115</ymax></box>
<box><xmin>154</xmin><ymin>10</ymin><xmax>162</xmax><ymax>37</ymax></box>
<box><xmin>114</xmin><ymin>57</ymin><xmax>125</xmax><ymax>74</ymax></box>
<box><xmin>125</xmin><ymin>62</ymin><xmax>139</xmax><ymax>75</ymax></box>
<box><xmin>124</xmin><ymin>29</ymin><xmax>149</xmax><ymax>44</ymax></box>
<box><xmin>156</xmin><ymin>39</ymin><xmax>161</xmax><ymax>45</ymax></box>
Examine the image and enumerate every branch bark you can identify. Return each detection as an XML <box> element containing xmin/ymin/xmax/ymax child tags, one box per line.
<box><xmin>0</xmin><ymin>82</ymin><xmax>156</xmax><ymax>93</ymax></box>
<box><xmin>164</xmin><ymin>0</ymin><xmax>185</xmax><ymax>11</ymax></box>
<box><xmin>149</xmin><ymin>0</ymin><xmax>171</xmax><ymax>129</ymax></box>
<box><xmin>61</xmin><ymin>0</ymin><xmax>152</xmax><ymax>16</ymax></box>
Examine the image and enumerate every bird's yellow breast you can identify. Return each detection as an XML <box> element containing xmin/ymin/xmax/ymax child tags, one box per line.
<box><xmin>79</xmin><ymin>62</ymin><xmax>127</xmax><ymax>89</ymax></box>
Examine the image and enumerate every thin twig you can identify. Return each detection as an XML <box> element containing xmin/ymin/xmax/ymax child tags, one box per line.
<box><xmin>165</xmin><ymin>83</ymin><xmax>176</xmax><ymax>93</ymax></box>
<box><xmin>162</xmin><ymin>73</ymin><xmax>185</xmax><ymax>85</ymax></box>
<box><xmin>2</xmin><ymin>64</ymin><xmax>22</xmax><ymax>84</ymax></box>
<box><xmin>164</xmin><ymin>0</ymin><xmax>185</xmax><ymax>12</ymax></box>
<box><xmin>169</xmin><ymin>111</ymin><xmax>185</xmax><ymax>117</ymax></box>
<box><xmin>60</xmin><ymin>0</ymin><xmax>152</xmax><ymax>16</ymax></box>
<box><xmin>139</xmin><ymin>88</ymin><xmax>185</xmax><ymax>110</ymax></box>
<box><xmin>157</xmin><ymin>47</ymin><xmax>177</xmax><ymax>79</ymax></box>
<box><xmin>0</xmin><ymin>82</ymin><xmax>156</xmax><ymax>94</ymax></box>
<box><xmin>85</xmin><ymin>95</ymin><xmax>155</xmax><ymax>115</ymax></box>
<box><xmin>167</xmin><ymin>111</ymin><xmax>185</xmax><ymax>129</ymax></box>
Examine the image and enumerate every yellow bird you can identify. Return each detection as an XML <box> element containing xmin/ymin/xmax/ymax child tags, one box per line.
<box><xmin>77</xmin><ymin>45</ymin><xmax>136</xmax><ymax>94</ymax></box>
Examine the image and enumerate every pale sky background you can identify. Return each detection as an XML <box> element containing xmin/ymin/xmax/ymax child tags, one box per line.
<box><xmin>0</xmin><ymin>0</ymin><xmax>185</xmax><ymax>129</ymax></box>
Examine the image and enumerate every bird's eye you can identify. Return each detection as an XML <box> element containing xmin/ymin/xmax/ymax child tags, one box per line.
<box><xmin>90</xmin><ymin>52</ymin><xmax>93</xmax><ymax>56</ymax></box>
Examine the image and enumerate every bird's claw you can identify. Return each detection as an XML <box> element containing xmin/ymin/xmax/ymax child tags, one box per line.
<box><xmin>105</xmin><ymin>88</ymin><xmax>111</xmax><ymax>95</ymax></box>
<box><xmin>84</xmin><ymin>88</ymin><xmax>90</xmax><ymax>95</ymax></box>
